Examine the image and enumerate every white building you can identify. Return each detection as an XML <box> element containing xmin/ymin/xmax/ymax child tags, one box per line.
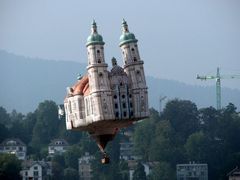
<box><xmin>0</xmin><ymin>138</ymin><xmax>27</xmax><ymax>160</ymax></box>
<box><xmin>128</xmin><ymin>160</ymin><xmax>157</xmax><ymax>180</ymax></box>
<box><xmin>20</xmin><ymin>160</ymin><xmax>52</xmax><ymax>180</ymax></box>
<box><xmin>48</xmin><ymin>139</ymin><xmax>69</xmax><ymax>156</ymax></box>
<box><xmin>227</xmin><ymin>167</ymin><xmax>240</xmax><ymax>180</ymax></box>
<box><xmin>177</xmin><ymin>162</ymin><xmax>208</xmax><ymax>180</ymax></box>
<box><xmin>120</xmin><ymin>142</ymin><xmax>134</xmax><ymax>160</ymax></box>
<box><xmin>79</xmin><ymin>152</ymin><xmax>94</xmax><ymax>180</ymax></box>
<box><xmin>120</xmin><ymin>141</ymin><xmax>140</xmax><ymax>161</ymax></box>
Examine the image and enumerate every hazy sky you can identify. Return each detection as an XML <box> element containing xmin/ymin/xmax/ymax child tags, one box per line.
<box><xmin>0</xmin><ymin>0</ymin><xmax>240</xmax><ymax>89</ymax></box>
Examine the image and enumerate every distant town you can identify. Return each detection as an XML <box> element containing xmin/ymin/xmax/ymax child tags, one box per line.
<box><xmin>0</xmin><ymin>99</ymin><xmax>240</xmax><ymax>179</ymax></box>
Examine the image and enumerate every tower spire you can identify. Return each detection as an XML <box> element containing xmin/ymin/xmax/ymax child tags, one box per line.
<box><xmin>91</xmin><ymin>19</ymin><xmax>98</xmax><ymax>34</ymax></box>
<box><xmin>122</xmin><ymin>19</ymin><xmax>129</xmax><ymax>33</ymax></box>
<box><xmin>111</xmin><ymin>57</ymin><xmax>117</xmax><ymax>67</ymax></box>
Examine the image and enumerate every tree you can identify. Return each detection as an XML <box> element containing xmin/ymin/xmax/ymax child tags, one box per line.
<box><xmin>149</xmin><ymin>161</ymin><xmax>175</xmax><ymax>180</ymax></box>
<box><xmin>0</xmin><ymin>106</ymin><xmax>10</xmax><ymax>127</ymax></box>
<box><xmin>199</xmin><ymin>106</ymin><xmax>219</xmax><ymax>138</ymax></box>
<box><xmin>9</xmin><ymin>110</ymin><xmax>24</xmax><ymax>122</ymax></box>
<box><xmin>0</xmin><ymin>124</ymin><xmax>8</xmax><ymax>142</ymax></box>
<box><xmin>108</xmin><ymin>134</ymin><xmax>120</xmax><ymax>164</ymax></box>
<box><xmin>132</xmin><ymin>162</ymin><xmax>147</xmax><ymax>180</ymax></box>
<box><xmin>52</xmin><ymin>161</ymin><xmax>64</xmax><ymax>180</ymax></box>
<box><xmin>58</xmin><ymin>119</ymin><xmax>82</xmax><ymax>144</ymax></box>
<box><xmin>22</xmin><ymin>112</ymin><xmax>37</xmax><ymax>144</ymax></box>
<box><xmin>119</xmin><ymin>160</ymin><xmax>129</xmax><ymax>180</ymax></box>
<box><xmin>149</xmin><ymin>120</ymin><xmax>176</xmax><ymax>162</ymax></box>
<box><xmin>64</xmin><ymin>145</ymin><xmax>82</xmax><ymax>169</ymax></box>
<box><xmin>185</xmin><ymin>131</ymin><xmax>210</xmax><ymax>162</ymax></box>
<box><xmin>64</xmin><ymin>168</ymin><xmax>79</xmax><ymax>180</ymax></box>
<box><xmin>0</xmin><ymin>153</ymin><xmax>21</xmax><ymax>180</ymax></box>
<box><xmin>162</xmin><ymin>99</ymin><xmax>199</xmax><ymax>141</ymax></box>
<box><xmin>133</xmin><ymin>109</ymin><xmax>157</xmax><ymax>160</ymax></box>
<box><xmin>9</xmin><ymin>119</ymin><xmax>26</xmax><ymax>142</ymax></box>
<box><xmin>31</xmin><ymin>100</ymin><xmax>59</xmax><ymax>151</ymax></box>
<box><xmin>52</xmin><ymin>154</ymin><xmax>65</xmax><ymax>168</ymax></box>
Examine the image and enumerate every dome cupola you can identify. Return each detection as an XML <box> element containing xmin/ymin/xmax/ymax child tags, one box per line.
<box><xmin>119</xmin><ymin>19</ymin><xmax>138</xmax><ymax>46</ymax></box>
<box><xmin>86</xmin><ymin>20</ymin><xmax>105</xmax><ymax>46</ymax></box>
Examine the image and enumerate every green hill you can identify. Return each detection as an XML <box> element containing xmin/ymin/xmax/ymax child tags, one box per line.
<box><xmin>0</xmin><ymin>50</ymin><xmax>239</xmax><ymax>113</ymax></box>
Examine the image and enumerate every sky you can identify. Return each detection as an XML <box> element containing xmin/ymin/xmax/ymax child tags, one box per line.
<box><xmin>0</xmin><ymin>0</ymin><xmax>240</xmax><ymax>90</ymax></box>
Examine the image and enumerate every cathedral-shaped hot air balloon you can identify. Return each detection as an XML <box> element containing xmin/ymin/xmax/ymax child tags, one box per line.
<box><xmin>64</xmin><ymin>20</ymin><xmax>149</xmax><ymax>163</ymax></box>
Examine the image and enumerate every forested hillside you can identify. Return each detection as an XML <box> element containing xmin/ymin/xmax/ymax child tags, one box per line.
<box><xmin>0</xmin><ymin>99</ymin><xmax>240</xmax><ymax>179</ymax></box>
<box><xmin>1</xmin><ymin>50</ymin><xmax>240</xmax><ymax>113</ymax></box>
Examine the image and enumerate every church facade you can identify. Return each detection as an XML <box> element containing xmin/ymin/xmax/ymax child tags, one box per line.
<box><xmin>64</xmin><ymin>20</ymin><xmax>149</xmax><ymax>131</ymax></box>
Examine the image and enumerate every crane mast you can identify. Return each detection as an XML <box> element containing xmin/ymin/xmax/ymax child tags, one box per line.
<box><xmin>216</xmin><ymin>67</ymin><xmax>221</xmax><ymax>110</ymax></box>
<box><xmin>197</xmin><ymin>67</ymin><xmax>240</xmax><ymax>110</ymax></box>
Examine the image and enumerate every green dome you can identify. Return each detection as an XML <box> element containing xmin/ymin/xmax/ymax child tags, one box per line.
<box><xmin>119</xmin><ymin>19</ymin><xmax>138</xmax><ymax>46</ymax></box>
<box><xmin>86</xmin><ymin>33</ymin><xmax>104</xmax><ymax>46</ymax></box>
<box><xmin>86</xmin><ymin>20</ymin><xmax>105</xmax><ymax>46</ymax></box>
<box><xmin>119</xmin><ymin>32</ymin><xmax>137</xmax><ymax>46</ymax></box>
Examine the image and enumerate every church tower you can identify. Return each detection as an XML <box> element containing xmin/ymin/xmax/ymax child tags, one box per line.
<box><xmin>119</xmin><ymin>19</ymin><xmax>149</xmax><ymax>118</ymax></box>
<box><xmin>86</xmin><ymin>20</ymin><xmax>114</xmax><ymax>122</ymax></box>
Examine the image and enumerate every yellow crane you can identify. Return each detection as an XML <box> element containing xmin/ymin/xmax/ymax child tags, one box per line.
<box><xmin>197</xmin><ymin>67</ymin><xmax>240</xmax><ymax>110</ymax></box>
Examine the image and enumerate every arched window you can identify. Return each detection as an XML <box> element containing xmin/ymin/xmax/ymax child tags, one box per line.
<box><xmin>133</xmin><ymin>57</ymin><xmax>137</xmax><ymax>62</ymax></box>
<box><xmin>97</xmin><ymin>50</ymin><xmax>100</xmax><ymax>53</ymax></box>
<box><xmin>103</xmin><ymin>103</ymin><xmax>107</xmax><ymax>110</ymax></box>
<box><xmin>99</xmin><ymin>73</ymin><xmax>104</xmax><ymax>88</ymax></box>
<box><xmin>136</xmin><ymin>70</ymin><xmax>142</xmax><ymax>83</ymax></box>
<box><xmin>86</xmin><ymin>99</ymin><xmax>89</xmax><ymax>115</ymax></box>
<box><xmin>69</xmin><ymin>101</ymin><xmax>72</xmax><ymax>113</ymax></box>
<box><xmin>130</xmin><ymin>111</ymin><xmax>134</xmax><ymax>116</ymax></box>
<box><xmin>99</xmin><ymin>72</ymin><xmax>103</xmax><ymax>77</ymax></box>
<box><xmin>130</xmin><ymin>102</ymin><xmax>133</xmax><ymax>108</ymax></box>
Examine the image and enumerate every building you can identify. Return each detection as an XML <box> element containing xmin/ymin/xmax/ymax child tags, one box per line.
<box><xmin>120</xmin><ymin>142</ymin><xmax>135</xmax><ymax>160</ymax></box>
<box><xmin>79</xmin><ymin>152</ymin><xmax>94</xmax><ymax>180</ymax></box>
<box><xmin>20</xmin><ymin>160</ymin><xmax>52</xmax><ymax>180</ymax></box>
<box><xmin>48</xmin><ymin>139</ymin><xmax>69</xmax><ymax>156</ymax></box>
<box><xmin>64</xmin><ymin>19</ymin><xmax>149</xmax><ymax>131</ymax></box>
<box><xmin>119</xmin><ymin>134</ymin><xmax>140</xmax><ymax>161</ymax></box>
<box><xmin>227</xmin><ymin>167</ymin><xmax>240</xmax><ymax>180</ymax></box>
<box><xmin>0</xmin><ymin>138</ymin><xmax>27</xmax><ymax>160</ymax></box>
<box><xmin>128</xmin><ymin>160</ymin><xmax>157</xmax><ymax>180</ymax></box>
<box><xmin>177</xmin><ymin>162</ymin><xmax>208</xmax><ymax>180</ymax></box>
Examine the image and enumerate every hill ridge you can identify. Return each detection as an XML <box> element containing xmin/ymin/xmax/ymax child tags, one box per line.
<box><xmin>0</xmin><ymin>50</ymin><xmax>239</xmax><ymax>113</ymax></box>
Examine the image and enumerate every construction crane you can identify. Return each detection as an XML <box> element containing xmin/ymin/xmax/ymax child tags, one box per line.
<box><xmin>197</xmin><ymin>67</ymin><xmax>240</xmax><ymax>110</ymax></box>
<box><xmin>159</xmin><ymin>95</ymin><xmax>167</xmax><ymax>116</ymax></box>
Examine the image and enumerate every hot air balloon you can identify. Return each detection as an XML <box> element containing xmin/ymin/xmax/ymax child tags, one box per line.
<box><xmin>63</xmin><ymin>20</ymin><xmax>149</xmax><ymax>164</ymax></box>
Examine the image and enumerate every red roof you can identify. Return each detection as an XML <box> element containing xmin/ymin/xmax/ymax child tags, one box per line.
<box><xmin>71</xmin><ymin>75</ymin><xmax>90</xmax><ymax>96</ymax></box>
